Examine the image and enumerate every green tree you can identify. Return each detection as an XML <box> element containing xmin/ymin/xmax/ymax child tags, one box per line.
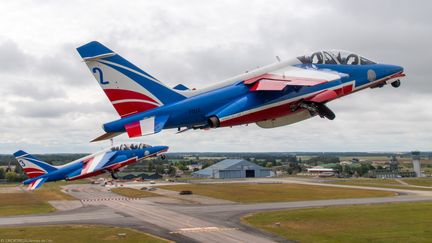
<box><xmin>167</xmin><ymin>165</ymin><xmax>176</xmax><ymax>177</ymax></box>
<box><xmin>6</xmin><ymin>172</ymin><xmax>21</xmax><ymax>182</ymax></box>
<box><xmin>155</xmin><ymin>164</ymin><xmax>165</xmax><ymax>175</ymax></box>
<box><xmin>306</xmin><ymin>156</ymin><xmax>340</xmax><ymax>165</ymax></box>
<box><xmin>285</xmin><ymin>167</ymin><xmax>293</xmax><ymax>175</ymax></box>
<box><xmin>201</xmin><ymin>162</ymin><xmax>211</xmax><ymax>169</ymax></box>
<box><xmin>334</xmin><ymin>164</ymin><xmax>343</xmax><ymax>174</ymax></box>
<box><xmin>177</xmin><ymin>163</ymin><xmax>188</xmax><ymax>171</ymax></box>
<box><xmin>0</xmin><ymin>168</ymin><xmax>5</xmax><ymax>179</ymax></box>
<box><xmin>148</xmin><ymin>162</ymin><xmax>155</xmax><ymax>172</ymax></box>
<box><xmin>14</xmin><ymin>164</ymin><xmax>23</xmax><ymax>174</ymax></box>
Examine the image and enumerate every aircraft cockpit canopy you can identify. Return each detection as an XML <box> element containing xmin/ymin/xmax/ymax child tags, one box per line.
<box><xmin>297</xmin><ymin>50</ymin><xmax>376</xmax><ymax>65</ymax></box>
<box><xmin>111</xmin><ymin>143</ymin><xmax>152</xmax><ymax>151</ymax></box>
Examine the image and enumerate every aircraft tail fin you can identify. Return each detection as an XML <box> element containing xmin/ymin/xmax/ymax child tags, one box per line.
<box><xmin>76</xmin><ymin>41</ymin><xmax>187</xmax><ymax>118</ymax></box>
<box><xmin>13</xmin><ymin>150</ymin><xmax>57</xmax><ymax>179</ymax></box>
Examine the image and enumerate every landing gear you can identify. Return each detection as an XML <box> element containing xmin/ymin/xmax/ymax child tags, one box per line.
<box><xmin>299</xmin><ymin>102</ymin><xmax>336</xmax><ymax>120</ymax></box>
<box><xmin>316</xmin><ymin>103</ymin><xmax>336</xmax><ymax>120</ymax></box>
<box><xmin>110</xmin><ymin>170</ymin><xmax>119</xmax><ymax>180</ymax></box>
<box><xmin>391</xmin><ymin>79</ymin><xmax>401</xmax><ymax>88</ymax></box>
<box><xmin>160</xmin><ymin>154</ymin><xmax>166</xmax><ymax>160</ymax></box>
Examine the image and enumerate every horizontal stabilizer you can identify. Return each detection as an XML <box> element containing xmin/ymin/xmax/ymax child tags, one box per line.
<box><xmin>27</xmin><ymin>177</ymin><xmax>47</xmax><ymax>190</ymax></box>
<box><xmin>91</xmin><ymin>132</ymin><xmax>123</xmax><ymax>142</ymax></box>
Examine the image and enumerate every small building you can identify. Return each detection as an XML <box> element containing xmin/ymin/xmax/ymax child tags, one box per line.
<box><xmin>192</xmin><ymin>159</ymin><xmax>274</xmax><ymax>179</ymax></box>
<box><xmin>307</xmin><ymin>166</ymin><xmax>336</xmax><ymax>177</ymax></box>
<box><xmin>187</xmin><ymin>163</ymin><xmax>203</xmax><ymax>171</ymax></box>
<box><xmin>340</xmin><ymin>161</ymin><xmax>352</xmax><ymax>166</ymax></box>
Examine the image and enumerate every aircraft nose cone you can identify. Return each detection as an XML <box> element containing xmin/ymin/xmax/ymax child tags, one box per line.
<box><xmin>390</xmin><ymin>65</ymin><xmax>404</xmax><ymax>74</ymax></box>
<box><xmin>156</xmin><ymin>145</ymin><xmax>169</xmax><ymax>152</ymax></box>
<box><xmin>375</xmin><ymin>64</ymin><xmax>404</xmax><ymax>80</ymax></box>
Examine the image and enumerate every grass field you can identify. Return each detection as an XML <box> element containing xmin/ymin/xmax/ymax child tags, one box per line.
<box><xmin>0</xmin><ymin>183</ymin><xmax>20</xmax><ymax>187</ymax></box>
<box><xmin>330</xmin><ymin>178</ymin><xmax>401</xmax><ymax>185</ymax></box>
<box><xmin>111</xmin><ymin>187</ymin><xmax>159</xmax><ymax>198</ymax></box>
<box><xmin>0</xmin><ymin>225</ymin><xmax>169</xmax><ymax>243</ymax></box>
<box><xmin>158</xmin><ymin>183</ymin><xmax>394</xmax><ymax>203</ymax></box>
<box><xmin>243</xmin><ymin>202</ymin><xmax>432</xmax><ymax>243</ymax></box>
<box><xmin>327</xmin><ymin>178</ymin><xmax>432</xmax><ymax>190</ymax></box>
<box><xmin>0</xmin><ymin>192</ymin><xmax>55</xmax><ymax>216</ymax></box>
<box><xmin>402</xmin><ymin>178</ymin><xmax>432</xmax><ymax>187</ymax></box>
<box><xmin>174</xmin><ymin>177</ymin><xmax>209</xmax><ymax>182</ymax></box>
<box><xmin>0</xmin><ymin>181</ymin><xmax>85</xmax><ymax>216</ymax></box>
<box><xmin>32</xmin><ymin>181</ymin><xmax>76</xmax><ymax>200</ymax></box>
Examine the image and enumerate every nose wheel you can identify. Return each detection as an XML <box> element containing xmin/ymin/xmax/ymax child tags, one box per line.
<box><xmin>391</xmin><ymin>79</ymin><xmax>401</xmax><ymax>88</ymax></box>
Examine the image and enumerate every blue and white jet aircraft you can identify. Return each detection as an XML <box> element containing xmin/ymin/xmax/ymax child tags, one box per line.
<box><xmin>14</xmin><ymin>143</ymin><xmax>168</xmax><ymax>190</ymax></box>
<box><xmin>76</xmin><ymin>42</ymin><xmax>405</xmax><ymax>141</ymax></box>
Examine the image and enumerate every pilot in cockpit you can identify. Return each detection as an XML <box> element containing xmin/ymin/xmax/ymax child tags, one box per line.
<box><xmin>298</xmin><ymin>50</ymin><xmax>376</xmax><ymax>66</ymax></box>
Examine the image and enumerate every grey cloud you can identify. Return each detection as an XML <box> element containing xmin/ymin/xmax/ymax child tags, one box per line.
<box><xmin>11</xmin><ymin>99</ymin><xmax>113</xmax><ymax>118</ymax></box>
<box><xmin>3</xmin><ymin>80</ymin><xmax>66</xmax><ymax>100</ymax></box>
<box><xmin>0</xmin><ymin>40</ymin><xmax>30</xmax><ymax>72</ymax></box>
<box><xmin>143</xmin><ymin>43</ymin><xmax>273</xmax><ymax>88</ymax></box>
<box><xmin>0</xmin><ymin>38</ymin><xmax>93</xmax><ymax>88</ymax></box>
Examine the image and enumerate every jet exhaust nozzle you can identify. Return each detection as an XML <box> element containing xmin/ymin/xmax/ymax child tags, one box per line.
<box><xmin>208</xmin><ymin>116</ymin><xmax>220</xmax><ymax>128</ymax></box>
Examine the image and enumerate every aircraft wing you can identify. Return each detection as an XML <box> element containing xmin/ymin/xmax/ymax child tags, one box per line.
<box><xmin>67</xmin><ymin>151</ymin><xmax>118</xmax><ymax>180</ymax></box>
<box><xmin>27</xmin><ymin>177</ymin><xmax>48</xmax><ymax>190</ymax></box>
<box><xmin>80</xmin><ymin>151</ymin><xmax>117</xmax><ymax>175</ymax></box>
<box><xmin>245</xmin><ymin>66</ymin><xmax>344</xmax><ymax>91</ymax></box>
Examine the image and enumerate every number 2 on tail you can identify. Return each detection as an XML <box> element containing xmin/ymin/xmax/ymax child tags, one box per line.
<box><xmin>92</xmin><ymin>67</ymin><xmax>109</xmax><ymax>85</ymax></box>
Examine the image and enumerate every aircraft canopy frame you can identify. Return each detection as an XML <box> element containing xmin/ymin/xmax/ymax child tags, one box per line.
<box><xmin>297</xmin><ymin>50</ymin><xmax>377</xmax><ymax>65</ymax></box>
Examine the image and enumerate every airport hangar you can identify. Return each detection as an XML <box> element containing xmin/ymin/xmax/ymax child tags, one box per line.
<box><xmin>192</xmin><ymin>159</ymin><xmax>274</xmax><ymax>179</ymax></box>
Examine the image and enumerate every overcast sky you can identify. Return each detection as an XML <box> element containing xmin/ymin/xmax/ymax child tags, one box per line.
<box><xmin>0</xmin><ymin>0</ymin><xmax>431</xmax><ymax>153</ymax></box>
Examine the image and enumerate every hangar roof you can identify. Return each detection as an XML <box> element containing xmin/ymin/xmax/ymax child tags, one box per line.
<box><xmin>193</xmin><ymin>159</ymin><xmax>268</xmax><ymax>176</ymax></box>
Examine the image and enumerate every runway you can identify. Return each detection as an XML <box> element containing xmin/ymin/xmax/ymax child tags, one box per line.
<box><xmin>1</xmin><ymin>179</ymin><xmax>431</xmax><ymax>243</ymax></box>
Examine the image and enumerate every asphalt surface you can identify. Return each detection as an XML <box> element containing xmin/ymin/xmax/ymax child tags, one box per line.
<box><xmin>1</xmin><ymin>178</ymin><xmax>432</xmax><ymax>243</ymax></box>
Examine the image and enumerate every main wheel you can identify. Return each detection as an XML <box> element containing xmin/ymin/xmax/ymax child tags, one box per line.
<box><xmin>316</xmin><ymin>103</ymin><xmax>336</xmax><ymax>120</ymax></box>
<box><xmin>110</xmin><ymin>171</ymin><xmax>119</xmax><ymax>180</ymax></box>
